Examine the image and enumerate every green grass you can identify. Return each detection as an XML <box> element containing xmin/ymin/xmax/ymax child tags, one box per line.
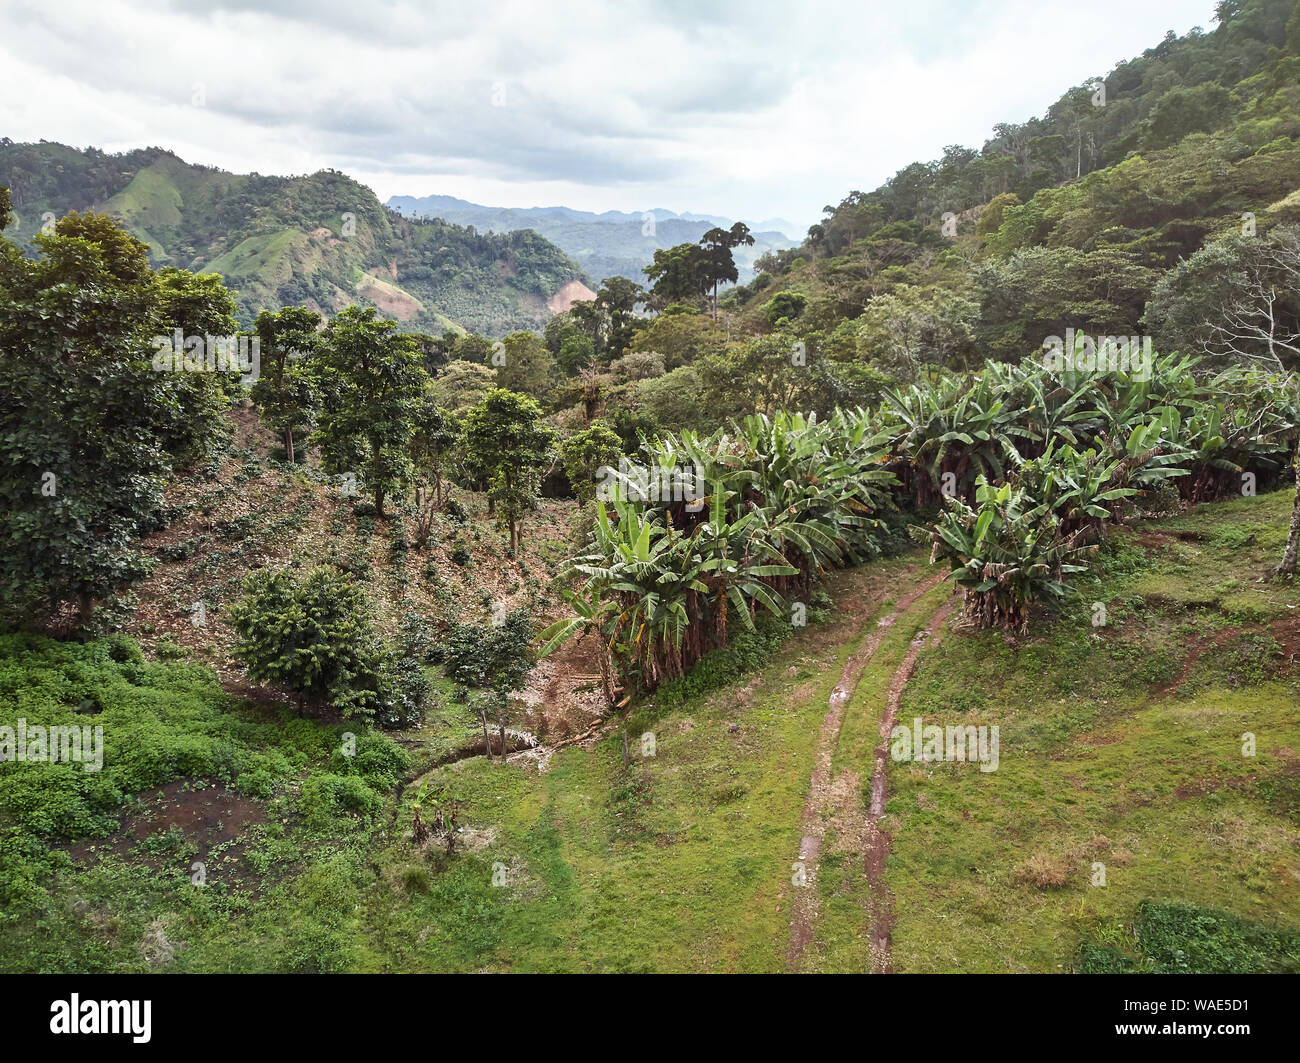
<box><xmin>3</xmin><ymin>491</ymin><xmax>1298</xmax><ymax>971</ymax></box>
<box><xmin>883</xmin><ymin>487</ymin><xmax>1300</xmax><ymax>972</ymax></box>
<box><xmin>0</xmin><ymin>632</ymin><xmax>405</xmax><ymax>972</ymax></box>
<box><xmin>1075</xmin><ymin>899</ymin><xmax>1300</xmax><ymax>973</ymax></box>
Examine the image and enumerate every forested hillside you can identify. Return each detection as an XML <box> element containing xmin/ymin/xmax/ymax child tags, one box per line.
<box><xmin>0</xmin><ymin>142</ymin><xmax>586</xmax><ymax>336</ymax></box>
<box><xmin>724</xmin><ymin>0</ymin><xmax>1300</xmax><ymax>372</ymax></box>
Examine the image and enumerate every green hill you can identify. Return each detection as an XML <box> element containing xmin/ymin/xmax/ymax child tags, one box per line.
<box><xmin>727</xmin><ymin>0</ymin><xmax>1300</xmax><ymax>365</ymax></box>
<box><xmin>0</xmin><ymin>142</ymin><xmax>587</xmax><ymax>336</ymax></box>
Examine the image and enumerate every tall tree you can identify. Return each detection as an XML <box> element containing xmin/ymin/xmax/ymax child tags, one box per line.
<box><xmin>250</xmin><ymin>305</ymin><xmax>321</xmax><ymax>464</ymax></box>
<box><xmin>1189</xmin><ymin>227</ymin><xmax>1300</xmax><ymax>575</ymax></box>
<box><xmin>0</xmin><ymin>210</ymin><xmax>236</xmax><ymax>630</ymax></box>
<box><xmin>645</xmin><ymin>242</ymin><xmax>707</xmax><ymax>308</ymax></box>
<box><xmin>495</xmin><ymin>330</ymin><xmax>556</xmax><ymax>403</ymax></box>
<box><xmin>560</xmin><ymin>420</ymin><xmax>624</xmax><ymax>503</ymax></box>
<box><xmin>409</xmin><ymin>392</ymin><xmax>461</xmax><ymax>549</ymax></box>
<box><xmin>595</xmin><ymin>276</ymin><xmax>645</xmax><ymax>358</ymax></box>
<box><xmin>312</xmin><ymin>306</ymin><xmax>428</xmax><ymax>517</ymax></box>
<box><xmin>149</xmin><ymin>266</ymin><xmax>241</xmax><ymax>467</ymax></box>
<box><xmin>464</xmin><ymin>389</ymin><xmax>557</xmax><ymax>554</ymax></box>
<box><xmin>698</xmin><ymin>222</ymin><xmax>754</xmax><ymax>320</ymax></box>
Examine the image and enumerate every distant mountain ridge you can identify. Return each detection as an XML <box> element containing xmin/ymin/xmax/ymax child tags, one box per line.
<box><xmin>386</xmin><ymin>193</ymin><xmax>799</xmax><ymax>286</ymax></box>
<box><xmin>0</xmin><ymin>141</ymin><xmax>588</xmax><ymax>337</ymax></box>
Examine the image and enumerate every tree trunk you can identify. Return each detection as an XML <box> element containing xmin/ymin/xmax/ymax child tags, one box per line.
<box><xmin>598</xmin><ymin>642</ymin><xmax>616</xmax><ymax>708</ymax></box>
<box><xmin>498</xmin><ymin>719</ymin><xmax>507</xmax><ymax>764</ymax></box>
<box><xmin>1276</xmin><ymin>441</ymin><xmax>1300</xmax><ymax>576</ymax></box>
<box><xmin>74</xmin><ymin>591</ymin><xmax>94</xmax><ymax>632</ymax></box>
<box><xmin>480</xmin><ymin>711</ymin><xmax>492</xmax><ymax>759</ymax></box>
<box><xmin>509</xmin><ymin>518</ymin><xmax>518</xmax><ymax>555</ymax></box>
<box><xmin>285</xmin><ymin>428</ymin><xmax>295</xmax><ymax>465</ymax></box>
<box><xmin>374</xmin><ymin>487</ymin><xmax>385</xmax><ymax>518</ymax></box>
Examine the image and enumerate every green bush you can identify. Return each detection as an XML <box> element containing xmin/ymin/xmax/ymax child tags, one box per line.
<box><xmin>1133</xmin><ymin>899</ymin><xmax>1300</xmax><ymax>973</ymax></box>
<box><xmin>300</xmin><ymin>773</ymin><xmax>383</xmax><ymax>828</ymax></box>
<box><xmin>1075</xmin><ymin>900</ymin><xmax>1300</xmax><ymax>973</ymax></box>
<box><xmin>229</xmin><ymin>565</ymin><xmax>387</xmax><ymax>721</ymax></box>
<box><xmin>0</xmin><ymin>633</ymin><xmax>322</xmax><ymax>917</ymax></box>
<box><xmin>1072</xmin><ymin>942</ymin><xmax>1139</xmax><ymax>973</ymax></box>
<box><xmin>328</xmin><ymin>731</ymin><xmax>410</xmax><ymax>788</ymax></box>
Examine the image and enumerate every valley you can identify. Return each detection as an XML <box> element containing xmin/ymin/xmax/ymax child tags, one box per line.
<box><xmin>2</xmin><ymin>0</ymin><xmax>1299</xmax><ymax>982</ymax></box>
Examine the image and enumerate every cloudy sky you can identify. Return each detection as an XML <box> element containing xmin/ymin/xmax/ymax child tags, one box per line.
<box><xmin>1</xmin><ymin>0</ymin><xmax>1217</xmax><ymax>234</ymax></box>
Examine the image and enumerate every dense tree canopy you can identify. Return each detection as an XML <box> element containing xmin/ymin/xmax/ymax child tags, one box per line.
<box><xmin>0</xmin><ymin>207</ymin><xmax>239</xmax><ymax>631</ymax></box>
<box><xmin>312</xmin><ymin>306</ymin><xmax>428</xmax><ymax>516</ymax></box>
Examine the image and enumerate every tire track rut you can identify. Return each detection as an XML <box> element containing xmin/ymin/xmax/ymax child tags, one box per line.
<box><xmin>864</xmin><ymin>600</ymin><xmax>954</xmax><ymax>973</ymax></box>
<box><xmin>786</xmin><ymin>573</ymin><xmax>946</xmax><ymax>971</ymax></box>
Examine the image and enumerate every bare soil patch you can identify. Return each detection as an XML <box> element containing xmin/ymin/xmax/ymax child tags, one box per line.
<box><xmin>69</xmin><ymin>780</ymin><xmax>266</xmax><ymax>892</ymax></box>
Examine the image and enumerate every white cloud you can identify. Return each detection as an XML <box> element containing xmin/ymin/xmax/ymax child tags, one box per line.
<box><xmin>0</xmin><ymin>0</ymin><xmax>1219</xmax><ymax>233</ymax></box>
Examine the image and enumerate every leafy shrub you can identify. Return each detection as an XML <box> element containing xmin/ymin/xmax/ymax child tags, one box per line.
<box><xmin>1134</xmin><ymin>900</ymin><xmax>1300</xmax><ymax>973</ymax></box>
<box><xmin>300</xmin><ymin>773</ymin><xmax>383</xmax><ymax>828</ymax></box>
<box><xmin>926</xmin><ymin>478</ymin><xmax>1097</xmax><ymax>632</ymax></box>
<box><xmin>158</xmin><ymin>540</ymin><xmax>199</xmax><ymax>563</ymax></box>
<box><xmin>1075</xmin><ymin>900</ymin><xmax>1300</xmax><ymax>973</ymax></box>
<box><xmin>234</xmin><ymin>768</ymin><xmax>276</xmax><ymax>799</ymax></box>
<box><xmin>440</xmin><ymin>609</ymin><xmax>534</xmax><ymax>697</ymax></box>
<box><xmin>229</xmin><ymin>565</ymin><xmax>386</xmax><ymax>721</ymax></box>
<box><xmin>1072</xmin><ymin>943</ymin><xmax>1139</xmax><ymax>973</ymax></box>
<box><xmin>375</xmin><ymin>656</ymin><xmax>428</xmax><ymax>730</ymax></box>
<box><xmin>396</xmin><ymin>611</ymin><xmax>436</xmax><ymax>661</ymax></box>
<box><xmin>761</xmin><ymin>290</ymin><xmax>807</xmax><ymax>327</ymax></box>
<box><xmin>217</xmin><ymin>514</ymin><xmax>255</xmax><ymax>542</ymax></box>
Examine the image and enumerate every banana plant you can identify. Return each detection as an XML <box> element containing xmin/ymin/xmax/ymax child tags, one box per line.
<box><xmin>927</xmin><ymin>477</ymin><xmax>1097</xmax><ymax>633</ymax></box>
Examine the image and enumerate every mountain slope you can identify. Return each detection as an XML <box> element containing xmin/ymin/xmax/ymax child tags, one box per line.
<box><xmin>386</xmin><ymin>192</ymin><xmax>797</xmax><ymax>286</ymax></box>
<box><xmin>727</xmin><ymin>0</ymin><xmax>1300</xmax><ymax>356</ymax></box>
<box><xmin>0</xmin><ymin>142</ymin><xmax>587</xmax><ymax>336</ymax></box>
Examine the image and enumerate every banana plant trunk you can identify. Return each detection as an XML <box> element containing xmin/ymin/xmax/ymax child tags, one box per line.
<box><xmin>1277</xmin><ymin>440</ymin><xmax>1300</xmax><ymax>576</ymax></box>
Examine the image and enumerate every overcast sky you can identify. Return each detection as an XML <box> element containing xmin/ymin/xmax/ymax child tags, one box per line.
<box><xmin>0</xmin><ymin>0</ymin><xmax>1218</xmax><ymax>234</ymax></box>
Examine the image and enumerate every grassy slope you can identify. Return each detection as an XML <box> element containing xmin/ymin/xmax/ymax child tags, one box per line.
<box><xmin>2</xmin><ymin>490</ymin><xmax>1298</xmax><ymax>972</ymax></box>
<box><xmin>887</xmin><ymin>489</ymin><xmax>1300</xmax><ymax>972</ymax></box>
